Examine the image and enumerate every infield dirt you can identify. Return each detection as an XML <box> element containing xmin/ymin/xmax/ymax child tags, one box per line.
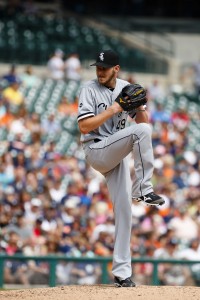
<box><xmin>0</xmin><ymin>285</ymin><xmax>200</xmax><ymax>300</ymax></box>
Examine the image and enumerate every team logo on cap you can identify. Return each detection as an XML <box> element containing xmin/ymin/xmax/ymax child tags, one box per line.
<box><xmin>99</xmin><ymin>52</ymin><xmax>104</xmax><ymax>61</ymax></box>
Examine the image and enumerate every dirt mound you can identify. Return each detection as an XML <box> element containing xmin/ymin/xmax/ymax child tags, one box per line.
<box><xmin>0</xmin><ymin>285</ymin><xmax>200</xmax><ymax>300</ymax></box>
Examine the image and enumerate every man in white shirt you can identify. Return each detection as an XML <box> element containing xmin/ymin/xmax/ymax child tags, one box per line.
<box><xmin>47</xmin><ymin>49</ymin><xmax>65</xmax><ymax>80</ymax></box>
<box><xmin>65</xmin><ymin>52</ymin><xmax>81</xmax><ymax>82</ymax></box>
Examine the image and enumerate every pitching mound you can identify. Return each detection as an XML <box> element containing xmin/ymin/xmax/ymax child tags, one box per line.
<box><xmin>0</xmin><ymin>285</ymin><xmax>200</xmax><ymax>300</ymax></box>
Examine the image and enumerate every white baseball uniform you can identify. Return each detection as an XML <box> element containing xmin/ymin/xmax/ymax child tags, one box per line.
<box><xmin>77</xmin><ymin>78</ymin><xmax>154</xmax><ymax>280</ymax></box>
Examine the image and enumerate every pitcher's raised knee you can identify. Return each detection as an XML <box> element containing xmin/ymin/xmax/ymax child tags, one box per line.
<box><xmin>134</xmin><ymin>123</ymin><xmax>152</xmax><ymax>137</ymax></box>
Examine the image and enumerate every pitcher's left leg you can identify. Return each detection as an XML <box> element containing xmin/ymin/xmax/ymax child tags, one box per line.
<box><xmin>105</xmin><ymin>158</ymin><xmax>132</xmax><ymax>280</ymax></box>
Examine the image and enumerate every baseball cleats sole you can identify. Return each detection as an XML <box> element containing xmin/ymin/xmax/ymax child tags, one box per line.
<box><xmin>114</xmin><ymin>277</ymin><xmax>136</xmax><ymax>287</ymax></box>
<box><xmin>133</xmin><ymin>192</ymin><xmax>165</xmax><ymax>206</ymax></box>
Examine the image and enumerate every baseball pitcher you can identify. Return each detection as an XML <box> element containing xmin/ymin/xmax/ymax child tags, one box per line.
<box><xmin>77</xmin><ymin>49</ymin><xmax>165</xmax><ymax>287</ymax></box>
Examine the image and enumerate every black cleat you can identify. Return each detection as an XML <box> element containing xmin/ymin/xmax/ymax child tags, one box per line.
<box><xmin>114</xmin><ymin>276</ymin><xmax>136</xmax><ymax>287</ymax></box>
<box><xmin>133</xmin><ymin>192</ymin><xmax>165</xmax><ymax>206</ymax></box>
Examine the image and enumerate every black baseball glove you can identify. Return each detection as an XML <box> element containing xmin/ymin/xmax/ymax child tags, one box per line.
<box><xmin>115</xmin><ymin>84</ymin><xmax>147</xmax><ymax>111</ymax></box>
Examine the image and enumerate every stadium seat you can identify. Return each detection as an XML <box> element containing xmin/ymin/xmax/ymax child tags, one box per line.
<box><xmin>0</xmin><ymin>14</ymin><xmax>168</xmax><ymax>73</ymax></box>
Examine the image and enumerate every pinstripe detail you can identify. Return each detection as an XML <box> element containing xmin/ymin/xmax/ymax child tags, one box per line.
<box><xmin>89</xmin><ymin>134</ymin><xmax>133</xmax><ymax>150</ymax></box>
<box><xmin>136</xmin><ymin>138</ymin><xmax>144</xmax><ymax>197</ymax></box>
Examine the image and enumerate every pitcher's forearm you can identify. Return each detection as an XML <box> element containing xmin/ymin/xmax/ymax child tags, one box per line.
<box><xmin>135</xmin><ymin>108</ymin><xmax>149</xmax><ymax>124</ymax></box>
<box><xmin>78</xmin><ymin>103</ymin><xmax>122</xmax><ymax>134</ymax></box>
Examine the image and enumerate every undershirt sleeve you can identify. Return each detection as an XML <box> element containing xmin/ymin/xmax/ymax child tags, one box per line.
<box><xmin>128</xmin><ymin>109</ymin><xmax>137</xmax><ymax>119</ymax></box>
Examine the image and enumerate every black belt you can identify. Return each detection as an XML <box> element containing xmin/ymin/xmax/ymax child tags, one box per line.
<box><xmin>94</xmin><ymin>139</ymin><xmax>101</xmax><ymax>143</ymax></box>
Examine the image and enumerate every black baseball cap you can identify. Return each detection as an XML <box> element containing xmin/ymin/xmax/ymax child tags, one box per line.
<box><xmin>90</xmin><ymin>50</ymin><xmax>119</xmax><ymax>68</ymax></box>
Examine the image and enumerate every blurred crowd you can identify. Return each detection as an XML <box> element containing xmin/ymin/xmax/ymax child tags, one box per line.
<box><xmin>0</xmin><ymin>62</ymin><xmax>200</xmax><ymax>288</ymax></box>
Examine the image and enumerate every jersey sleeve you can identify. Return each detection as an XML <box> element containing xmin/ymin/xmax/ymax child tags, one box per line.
<box><xmin>77</xmin><ymin>86</ymin><xmax>95</xmax><ymax>122</ymax></box>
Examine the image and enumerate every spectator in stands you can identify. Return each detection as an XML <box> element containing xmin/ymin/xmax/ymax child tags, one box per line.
<box><xmin>0</xmin><ymin>99</ymin><xmax>15</xmax><ymax>134</ymax></box>
<box><xmin>40</xmin><ymin>203</ymin><xmax>61</xmax><ymax>234</ymax></box>
<box><xmin>42</xmin><ymin>140</ymin><xmax>60</xmax><ymax>161</ymax></box>
<box><xmin>2</xmin><ymin>78</ymin><xmax>24</xmax><ymax>113</ymax></box>
<box><xmin>0</xmin><ymin>164</ymin><xmax>14</xmax><ymax>186</ymax></box>
<box><xmin>147</xmin><ymin>79</ymin><xmax>165</xmax><ymax>102</ymax></box>
<box><xmin>61</xmin><ymin>181</ymin><xmax>81</xmax><ymax>206</ymax></box>
<box><xmin>147</xmin><ymin>79</ymin><xmax>165</xmax><ymax>112</ymax></box>
<box><xmin>20</xmin><ymin>65</ymin><xmax>40</xmax><ymax>88</ymax></box>
<box><xmin>1</xmin><ymin>157</ymin><xmax>15</xmax><ymax>186</ymax></box>
<box><xmin>178</xmin><ymin>238</ymin><xmax>200</xmax><ymax>286</ymax></box>
<box><xmin>27</xmin><ymin>257</ymin><xmax>50</xmax><ymax>285</ymax></box>
<box><xmin>47</xmin><ymin>49</ymin><xmax>65</xmax><ymax>80</ymax></box>
<box><xmin>56</xmin><ymin>261</ymin><xmax>73</xmax><ymax>285</ymax></box>
<box><xmin>65</xmin><ymin>52</ymin><xmax>82</xmax><ymax>82</ymax></box>
<box><xmin>48</xmin><ymin>178</ymin><xmax>66</xmax><ymax>204</ymax></box>
<box><xmin>2</xmin><ymin>64</ymin><xmax>19</xmax><ymax>85</ymax></box>
<box><xmin>58</xmin><ymin>96</ymin><xmax>79</xmax><ymax>116</ymax></box>
<box><xmin>90</xmin><ymin>216</ymin><xmax>115</xmax><ymax>243</ymax></box>
<box><xmin>4</xmin><ymin>212</ymin><xmax>32</xmax><ymax>241</ymax></box>
<box><xmin>69</xmin><ymin>259</ymin><xmax>101</xmax><ymax>285</ymax></box>
<box><xmin>3</xmin><ymin>230</ymin><xmax>29</xmax><ymax>285</ymax></box>
<box><xmin>154</xmin><ymin>238</ymin><xmax>193</xmax><ymax>286</ymax></box>
<box><xmin>24</xmin><ymin>112</ymin><xmax>42</xmax><ymax>143</ymax></box>
<box><xmin>8</xmin><ymin>113</ymin><xmax>27</xmax><ymax>138</ymax></box>
<box><xmin>41</xmin><ymin>113</ymin><xmax>61</xmax><ymax>137</ymax></box>
<box><xmin>168</xmin><ymin>207</ymin><xmax>199</xmax><ymax>242</ymax></box>
<box><xmin>150</xmin><ymin>102</ymin><xmax>171</xmax><ymax>124</ymax></box>
<box><xmin>0</xmin><ymin>94</ymin><xmax>6</xmax><ymax>115</ymax></box>
<box><xmin>60</xmin><ymin>196</ymin><xmax>81</xmax><ymax>226</ymax></box>
<box><xmin>171</xmin><ymin>107</ymin><xmax>190</xmax><ymax>131</ymax></box>
<box><xmin>24</xmin><ymin>197</ymin><xmax>43</xmax><ymax>226</ymax></box>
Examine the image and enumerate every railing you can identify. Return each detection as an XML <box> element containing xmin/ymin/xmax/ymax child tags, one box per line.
<box><xmin>0</xmin><ymin>254</ymin><xmax>200</xmax><ymax>288</ymax></box>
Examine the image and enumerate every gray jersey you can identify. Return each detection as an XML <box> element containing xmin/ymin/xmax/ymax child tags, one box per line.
<box><xmin>77</xmin><ymin>78</ymin><xmax>136</xmax><ymax>142</ymax></box>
